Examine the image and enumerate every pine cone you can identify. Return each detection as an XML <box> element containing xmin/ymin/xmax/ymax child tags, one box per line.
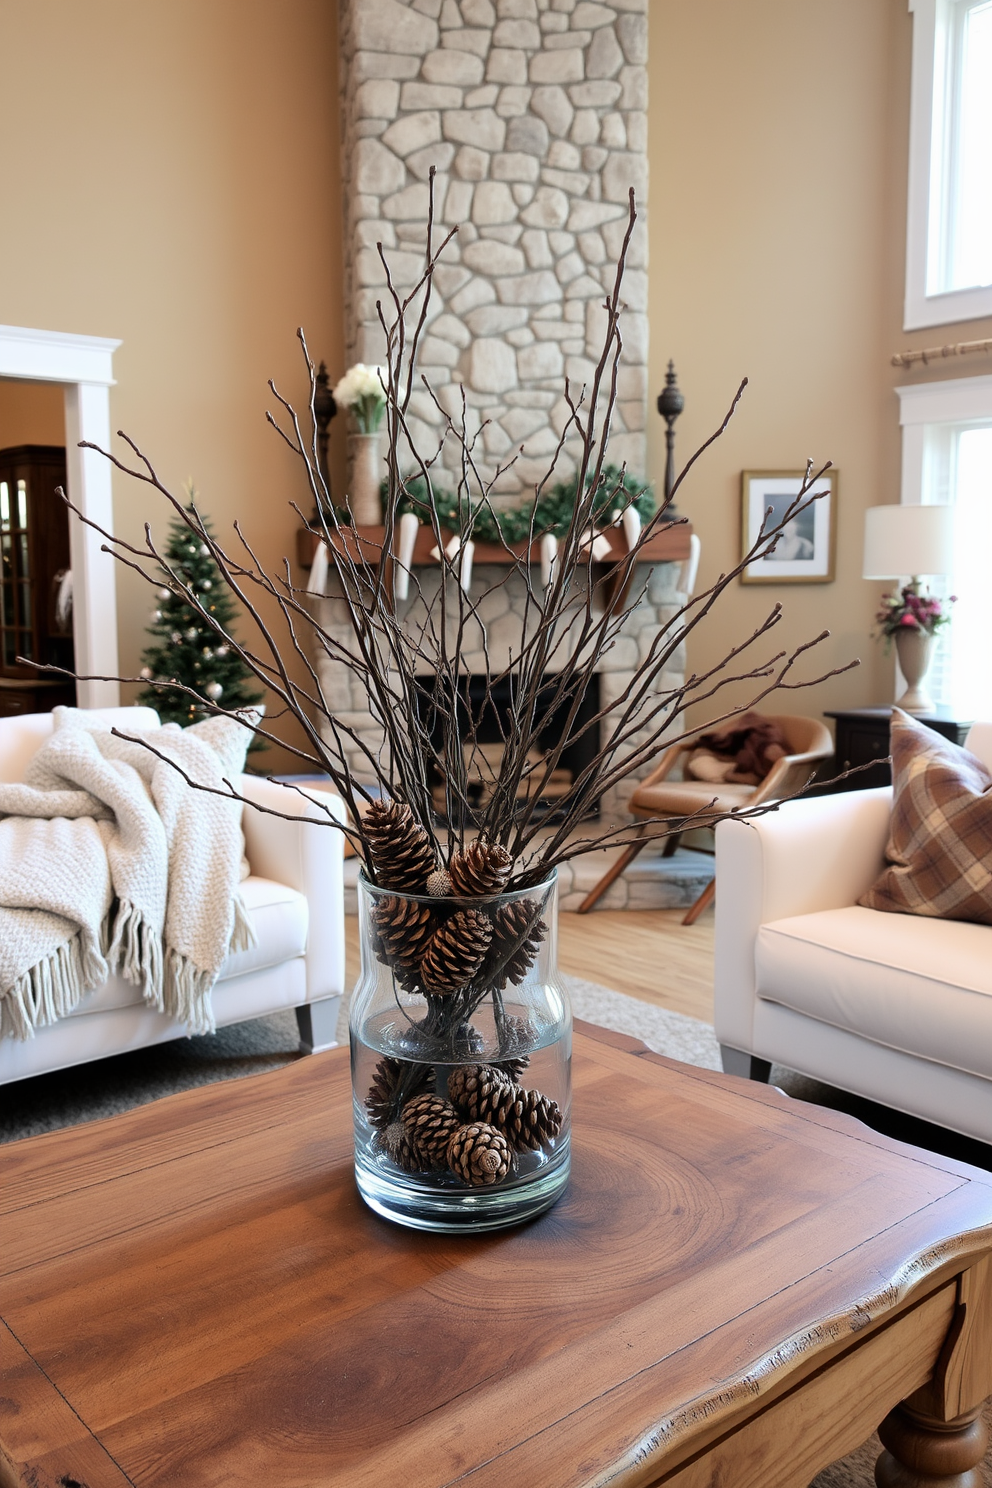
<box><xmin>401</xmin><ymin>1092</ymin><xmax>462</xmax><ymax>1167</ymax></box>
<box><xmin>487</xmin><ymin>899</ymin><xmax>548</xmax><ymax>988</ymax></box>
<box><xmin>372</xmin><ymin>896</ymin><xmax>435</xmax><ymax>970</ymax></box>
<box><xmin>447</xmin><ymin>1063</ymin><xmax>513</xmax><ymax>1121</ymax></box>
<box><xmin>363</xmin><ymin>800</ymin><xmax>437</xmax><ymax>894</ymax></box>
<box><xmin>495</xmin><ymin>1086</ymin><xmax>564</xmax><ymax>1153</ymax></box>
<box><xmin>447</xmin><ymin>1122</ymin><xmax>512</xmax><ymax>1186</ymax></box>
<box><xmin>448</xmin><ymin>840</ymin><xmax>513</xmax><ymax>897</ymax></box>
<box><xmin>365</xmin><ymin>1056</ymin><xmax>431</xmax><ymax>1131</ymax></box>
<box><xmin>383</xmin><ymin>1120</ymin><xmax>427</xmax><ymax>1173</ymax></box>
<box><xmin>420</xmin><ymin>908</ymin><xmax>493</xmax><ymax>994</ymax></box>
<box><xmin>427</xmin><ymin>868</ymin><xmax>452</xmax><ymax>897</ymax></box>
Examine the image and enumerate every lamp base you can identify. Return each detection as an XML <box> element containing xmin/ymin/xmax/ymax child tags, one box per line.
<box><xmin>894</xmin><ymin>628</ymin><xmax>935</xmax><ymax>715</ymax></box>
<box><xmin>894</xmin><ymin>682</ymin><xmax>935</xmax><ymax>715</ymax></box>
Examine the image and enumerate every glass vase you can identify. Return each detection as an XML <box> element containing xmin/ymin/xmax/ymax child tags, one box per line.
<box><xmin>350</xmin><ymin>870</ymin><xmax>571</xmax><ymax>1233</ymax></box>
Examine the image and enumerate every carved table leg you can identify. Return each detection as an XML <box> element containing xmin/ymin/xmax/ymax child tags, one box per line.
<box><xmin>875</xmin><ymin>1400</ymin><xmax>989</xmax><ymax>1486</ymax></box>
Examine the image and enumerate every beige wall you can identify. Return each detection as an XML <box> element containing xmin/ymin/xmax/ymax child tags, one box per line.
<box><xmin>646</xmin><ymin>0</ymin><xmax>992</xmax><ymax>732</ymax></box>
<box><xmin>0</xmin><ymin>0</ymin><xmax>346</xmax><ymax>769</ymax></box>
<box><xmin>2</xmin><ymin>0</ymin><xmax>988</xmax><ymax>760</ymax></box>
<box><xmin>0</xmin><ymin>379</ymin><xmax>66</xmax><ymax>448</ymax></box>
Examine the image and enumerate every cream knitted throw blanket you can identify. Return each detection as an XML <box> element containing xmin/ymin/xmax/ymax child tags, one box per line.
<box><xmin>0</xmin><ymin>708</ymin><xmax>257</xmax><ymax>1041</ymax></box>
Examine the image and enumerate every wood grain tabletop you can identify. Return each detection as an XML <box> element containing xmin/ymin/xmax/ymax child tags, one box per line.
<box><xmin>1</xmin><ymin>1022</ymin><xmax>990</xmax><ymax>1488</ymax></box>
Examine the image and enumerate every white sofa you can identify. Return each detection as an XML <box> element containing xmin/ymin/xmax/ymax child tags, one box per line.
<box><xmin>714</xmin><ymin>721</ymin><xmax>992</xmax><ymax>1145</ymax></box>
<box><xmin>0</xmin><ymin>707</ymin><xmax>347</xmax><ymax>1085</ymax></box>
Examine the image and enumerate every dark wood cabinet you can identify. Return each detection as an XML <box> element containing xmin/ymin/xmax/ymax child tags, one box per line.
<box><xmin>822</xmin><ymin>707</ymin><xmax>973</xmax><ymax>790</ymax></box>
<box><xmin>0</xmin><ymin>445</ymin><xmax>76</xmax><ymax>717</ymax></box>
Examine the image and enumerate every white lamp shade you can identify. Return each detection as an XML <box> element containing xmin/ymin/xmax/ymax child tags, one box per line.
<box><xmin>862</xmin><ymin>504</ymin><xmax>953</xmax><ymax>579</ymax></box>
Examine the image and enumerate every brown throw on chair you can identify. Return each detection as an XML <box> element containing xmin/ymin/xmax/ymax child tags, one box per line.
<box><xmin>578</xmin><ymin>713</ymin><xmax>834</xmax><ymax>923</ymax></box>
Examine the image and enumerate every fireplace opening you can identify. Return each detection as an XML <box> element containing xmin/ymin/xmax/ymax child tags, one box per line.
<box><xmin>416</xmin><ymin>673</ymin><xmax>601</xmax><ymax>823</ymax></box>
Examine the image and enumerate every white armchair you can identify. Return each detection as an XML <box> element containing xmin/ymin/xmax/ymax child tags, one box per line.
<box><xmin>0</xmin><ymin>707</ymin><xmax>347</xmax><ymax>1085</ymax></box>
<box><xmin>714</xmin><ymin>722</ymin><xmax>992</xmax><ymax>1144</ymax></box>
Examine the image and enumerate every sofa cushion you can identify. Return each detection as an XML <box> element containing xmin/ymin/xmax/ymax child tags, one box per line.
<box><xmin>755</xmin><ymin>905</ymin><xmax>992</xmax><ymax>1080</ymax></box>
<box><xmin>859</xmin><ymin>709</ymin><xmax>992</xmax><ymax>925</ymax></box>
<box><xmin>67</xmin><ymin>876</ymin><xmax>308</xmax><ymax>1017</ymax></box>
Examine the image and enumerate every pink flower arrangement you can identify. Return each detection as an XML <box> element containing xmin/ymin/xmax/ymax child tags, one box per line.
<box><xmin>874</xmin><ymin>584</ymin><xmax>956</xmax><ymax>642</ymax></box>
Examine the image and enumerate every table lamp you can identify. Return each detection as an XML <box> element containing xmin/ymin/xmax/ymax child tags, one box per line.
<box><xmin>862</xmin><ymin>504</ymin><xmax>953</xmax><ymax>713</ymax></box>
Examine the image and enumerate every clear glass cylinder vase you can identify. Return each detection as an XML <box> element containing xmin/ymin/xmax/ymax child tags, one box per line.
<box><xmin>350</xmin><ymin>870</ymin><xmax>571</xmax><ymax>1232</ymax></box>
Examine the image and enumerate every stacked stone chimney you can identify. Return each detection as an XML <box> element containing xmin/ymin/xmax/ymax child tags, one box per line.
<box><xmin>338</xmin><ymin>0</ymin><xmax>649</xmax><ymax>497</ymax></box>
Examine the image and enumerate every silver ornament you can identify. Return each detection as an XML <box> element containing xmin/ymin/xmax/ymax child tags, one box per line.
<box><xmin>139</xmin><ymin>665</ymin><xmax>152</xmax><ymax>680</ymax></box>
<box><xmin>185</xmin><ymin>627</ymin><xmax>198</xmax><ymax>640</ymax></box>
<box><xmin>170</xmin><ymin>631</ymin><xmax>182</xmax><ymax>644</ymax></box>
<box><xmin>205</xmin><ymin>681</ymin><xmax>223</xmax><ymax>700</ymax></box>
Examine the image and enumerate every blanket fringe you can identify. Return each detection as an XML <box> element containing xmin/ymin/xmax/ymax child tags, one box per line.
<box><xmin>164</xmin><ymin>948</ymin><xmax>216</xmax><ymax>1036</ymax></box>
<box><xmin>0</xmin><ymin>934</ymin><xmax>102</xmax><ymax>1042</ymax></box>
<box><xmin>4</xmin><ymin>896</ymin><xmax>254</xmax><ymax>1043</ymax></box>
<box><xmin>107</xmin><ymin>900</ymin><xmax>165</xmax><ymax>1011</ymax></box>
<box><xmin>230</xmin><ymin>892</ymin><xmax>257</xmax><ymax>956</ymax></box>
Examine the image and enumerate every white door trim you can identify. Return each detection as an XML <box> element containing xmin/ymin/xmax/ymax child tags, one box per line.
<box><xmin>0</xmin><ymin>323</ymin><xmax>122</xmax><ymax>707</ymax></box>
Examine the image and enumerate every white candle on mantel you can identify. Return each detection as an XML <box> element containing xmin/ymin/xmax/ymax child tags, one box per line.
<box><xmin>540</xmin><ymin>531</ymin><xmax>558</xmax><ymax>588</ymax></box>
<box><xmin>306</xmin><ymin>540</ymin><xmax>329</xmax><ymax>596</ymax></box>
<box><xmin>578</xmin><ymin>527</ymin><xmax>613</xmax><ymax>561</ymax></box>
<box><xmin>622</xmin><ymin>505</ymin><xmax>642</xmax><ymax>550</ymax></box>
<box><xmin>393</xmin><ymin>511</ymin><xmax>419</xmax><ymax>602</ymax></box>
<box><xmin>458</xmin><ymin>539</ymin><xmax>475</xmax><ymax>593</ymax></box>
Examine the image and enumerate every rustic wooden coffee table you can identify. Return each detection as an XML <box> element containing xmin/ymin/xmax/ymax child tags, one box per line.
<box><xmin>1</xmin><ymin>1023</ymin><xmax>990</xmax><ymax>1488</ymax></box>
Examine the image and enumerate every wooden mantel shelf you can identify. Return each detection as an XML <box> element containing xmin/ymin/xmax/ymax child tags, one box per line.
<box><xmin>297</xmin><ymin>520</ymin><xmax>692</xmax><ymax>571</ymax></box>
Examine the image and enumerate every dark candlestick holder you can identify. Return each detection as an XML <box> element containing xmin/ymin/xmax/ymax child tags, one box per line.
<box><xmin>656</xmin><ymin>360</ymin><xmax>684</xmax><ymax>515</ymax></box>
<box><xmin>313</xmin><ymin>361</ymin><xmax>337</xmax><ymax>501</ymax></box>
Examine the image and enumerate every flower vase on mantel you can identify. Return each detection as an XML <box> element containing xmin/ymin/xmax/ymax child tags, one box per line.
<box><xmin>347</xmin><ymin>431</ymin><xmax>384</xmax><ymax>526</ymax></box>
<box><xmin>350</xmin><ymin>867</ymin><xmax>571</xmax><ymax>1233</ymax></box>
<box><xmin>894</xmin><ymin>627</ymin><xmax>935</xmax><ymax>714</ymax></box>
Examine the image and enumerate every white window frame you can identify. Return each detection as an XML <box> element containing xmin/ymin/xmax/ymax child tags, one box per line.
<box><xmin>905</xmin><ymin>0</ymin><xmax>992</xmax><ymax>330</ymax></box>
<box><xmin>896</xmin><ymin>373</ymin><xmax>992</xmax><ymax>710</ymax></box>
<box><xmin>0</xmin><ymin>324</ymin><xmax>122</xmax><ymax>708</ymax></box>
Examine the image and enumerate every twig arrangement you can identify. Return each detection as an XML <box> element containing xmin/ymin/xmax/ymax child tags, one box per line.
<box><xmin>46</xmin><ymin>173</ymin><xmax>854</xmax><ymax>893</ymax></box>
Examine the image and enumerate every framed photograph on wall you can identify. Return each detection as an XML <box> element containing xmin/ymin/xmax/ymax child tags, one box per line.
<box><xmin>740</xmin><ymin>469</ymin><xmax>837</xmax><ymax>584</ymax></box>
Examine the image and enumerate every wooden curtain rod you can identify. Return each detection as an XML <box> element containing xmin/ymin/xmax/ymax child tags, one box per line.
<box><xmin>891</xmin><ymin>335</ymin><xmax>992</xmax><ymax>368</ymax></box>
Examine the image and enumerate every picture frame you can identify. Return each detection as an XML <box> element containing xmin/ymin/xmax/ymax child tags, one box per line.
<box><xmin>740</xmin><ymin>469</ymin><xmax>837</xmax><ymax>584</ymax></box>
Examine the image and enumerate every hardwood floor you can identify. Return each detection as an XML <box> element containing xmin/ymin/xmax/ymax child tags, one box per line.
<box><xmin>343</xmin><ymin>908</ymin><xmax>716</xmax><ymax>1025</ymax></box>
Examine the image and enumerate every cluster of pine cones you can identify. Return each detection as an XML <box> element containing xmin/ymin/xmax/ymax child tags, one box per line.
<box><xmin>367</xmin><ymin>1058</ymin><xmax>563</xmax><ymax>1187</ymax></box>
<box><xmin>363</xmin><ymin>800</ymin><xmax>547</xmax><ymax>997</ymax></box>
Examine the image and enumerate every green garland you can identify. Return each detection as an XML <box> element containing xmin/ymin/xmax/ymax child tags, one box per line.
<box><xmin>388</xmin><ymin>466</ymin><xmax>655</xmax><ymax>544</ymax></box>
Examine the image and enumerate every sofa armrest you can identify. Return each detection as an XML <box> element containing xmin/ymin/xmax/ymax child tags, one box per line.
<box><xmin>713</xmin><ymin>787</ymin><xmax>892</xmax><ymax>1053</ymax></box>
<box><xmin>238</xmin><ymin>775</ymin><xmax>346</xmax><ymax>1004</ymax></box>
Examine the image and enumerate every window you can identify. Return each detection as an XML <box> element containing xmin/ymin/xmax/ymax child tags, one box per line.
<box><xmin>896</xmin><ymin>376</ymin><xmax>992</xmax><ymax>718</ymax></box>
<box><xmin>905</xmin><ymin>0</ymin><xmax>992</xmax><ymax>328</ymax></box>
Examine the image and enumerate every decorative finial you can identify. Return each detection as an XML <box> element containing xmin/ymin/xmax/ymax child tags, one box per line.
<box><xmin>656</xmin><ymin>360</ymin><xmax>684</xmax><ymax>512</ymax></box>
<box><xmin>313</xmin><ymin>361</ymin><xmax>337</xmax><ymax>495</ymax></box>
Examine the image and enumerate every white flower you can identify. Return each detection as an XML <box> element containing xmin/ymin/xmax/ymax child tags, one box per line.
<box><xmin>333</xmin><ymin>363</ymin><xmax>386</xmax><ymax>432</ymax></box>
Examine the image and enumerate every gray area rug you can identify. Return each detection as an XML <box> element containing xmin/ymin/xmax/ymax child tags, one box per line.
<box><xmin>1</xmin><ymin>980</ymin><xmax>989</xmax><ymax>1486</ymax></box>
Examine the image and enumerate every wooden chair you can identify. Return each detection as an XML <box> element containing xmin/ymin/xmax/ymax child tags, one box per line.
<box><xmin>577</xmin><ymin>714</ymin><xmax>834</xmax><ymax>923</ymax></box>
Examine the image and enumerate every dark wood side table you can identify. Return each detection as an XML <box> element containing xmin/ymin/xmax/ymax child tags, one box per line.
<box><xmin>823</xmin><ymin>707</ymin><xmax>974</xmax><ymax>790</ymax></box>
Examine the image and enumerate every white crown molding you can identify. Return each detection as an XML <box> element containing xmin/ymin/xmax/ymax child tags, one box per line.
<box><xmin>0</xmin><ymin>323</ymin><xmax>121</xmax><ymax>386</ymax></box>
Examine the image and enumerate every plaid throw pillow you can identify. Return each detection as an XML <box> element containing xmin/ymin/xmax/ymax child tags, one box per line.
<box><xmin>859</xmin><ymin>710</ymin><xmax>992</xmax><ymax>925</ymax></box>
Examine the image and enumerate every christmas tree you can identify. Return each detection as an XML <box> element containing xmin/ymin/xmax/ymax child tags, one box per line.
<box><xmin>137</xmin><ymin>496</ymin><xmax>263</xmax><ymax>738</ymax></box>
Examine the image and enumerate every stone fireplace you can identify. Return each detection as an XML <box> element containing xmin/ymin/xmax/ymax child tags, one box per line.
<box><xmin>338</xmin><ymin>0</ymin><xmax>649</xmax><ymax>495</ymax></box>
<box><xmin>311</xmin><ymin>0</ymin><xmax>708</xmax><ymax>909</ymax></box>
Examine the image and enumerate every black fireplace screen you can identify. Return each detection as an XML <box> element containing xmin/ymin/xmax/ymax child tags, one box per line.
<box><xmin>414</xmin><ymin>672</ymin><xmax>601</xmax><ymax>822</ymax></box>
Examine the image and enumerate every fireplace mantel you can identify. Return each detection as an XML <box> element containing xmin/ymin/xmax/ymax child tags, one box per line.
<box><xmin>298</xmin><ymin>522</ymin><xmax>692</xmax><ymax>571</ymax></box>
